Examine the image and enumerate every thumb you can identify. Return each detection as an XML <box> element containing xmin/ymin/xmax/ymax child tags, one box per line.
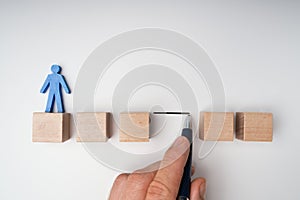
<box><xmin>190</xmin><ymin>178</ymin><xmax>206</xmax><ymax>200</ymax></box>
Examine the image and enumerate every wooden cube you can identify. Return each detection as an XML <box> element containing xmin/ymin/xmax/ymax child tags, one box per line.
<box><xmin>200</xmin><ymin>112</ymin><xmax>234</xmax><ymax>141</ymax></box>
<box><xmin>32</xmin><ymin>112</ymin><xmax>70</xmax><ymax>142</ymax></box>
<box><xmin>76</xmin><ymin>112</ymin><xmax>110</xmax><ymax>142</ymax></box>
<box><xmin>119</xmin><ymin>112</ymin><xmax>150</xmax><ymax>142</ymax></box>
<box><xmin>236</xmin><ymin>112</ymin><xmax>273</xmax><ymax>142</ymax></box>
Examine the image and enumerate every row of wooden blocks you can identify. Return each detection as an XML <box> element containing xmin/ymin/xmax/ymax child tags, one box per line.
<box><xmin>200</xmin><ymin>112</ymin><xmax>272</xmax><ymax>142</ymax></box>
<box><xmin>32</xmin><ymin>112</ymin><xmax>273</xmax><ymax>142</ymax></box>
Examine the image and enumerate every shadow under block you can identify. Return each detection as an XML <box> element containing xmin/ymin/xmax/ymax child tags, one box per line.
<box><xmin>76</xmin><ymin>112</ymin><xmax>110</xmax><ymax>142</ymax></box>
<box><xmin>32</xmin><ymin>112</ymin><xmax>70</xmax><ymax>142</ymax></box>
<box><xmin>236</xmin><ymin>112</ymin><xmax>273</xmax><ymax>142</ymax></box>
<box><xmin>200</xmin><ymin>112</ymin><xmax>234</xmax><ymax>141</ymax></box>
<box><xmin>119</xmin><ymin>112</ymin><xmax>150</xmax><ymax>142</ymax></box>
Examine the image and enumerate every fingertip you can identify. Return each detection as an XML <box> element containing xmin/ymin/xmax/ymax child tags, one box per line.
<box><xmin>190</xmin><ymin>178</ymin><xmax>206</xmax><ymax>200</ymax></box>
<box><xmin>168</xmin><ymin>136</ymin><xmax>190</xmax><ymax>159</ymax></box>
<box><xmin>116</xmin><ymin>173</ymin><xmax>129</xmax><ymax>182</ymax></box>
<box><xmin>109</xmin><ymin>173</ymin><xmax>129</xmax><ymax>200</ymax></box>
<box><xmin>170</xmin><ymin>136</ymin><xmax>190</xmax><ymax>149</ymax></box>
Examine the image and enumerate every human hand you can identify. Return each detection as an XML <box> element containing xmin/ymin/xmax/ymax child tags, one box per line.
<box><xmin>109</xmin><ymin>136</ymin><xmax>206</xmax><ymax>200</ymax></box>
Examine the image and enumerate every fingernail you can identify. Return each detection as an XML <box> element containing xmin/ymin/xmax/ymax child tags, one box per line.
<box><xmin>171</xmin><ymin>136</ymin><xmax>189</xmax><ymax>150</ymax></box>
<box><xmin>200</xmin><ymin>181</ymin><xmax>206</xmax><ymax>200</ymax></box>
<box><xmin>160</xmin><ymin>137</ymin><xmax>190</xmax><ymax>168</ymax></box>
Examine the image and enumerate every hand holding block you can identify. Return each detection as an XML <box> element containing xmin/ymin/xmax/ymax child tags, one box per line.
<box><xmin>236</xmin><ymin>112</ymin><xmax>273</xmax><ymax>142</ymax></box>
<box><xmin>32</xmin><ymin>112</ymin><xmax>70</xmax><ymax>142</ymax></box>
<box><xmin>200</xmin><ymin>112</ymin><xmax>234</xmax><ymax>141</ymax></box>
<box><xmin>76</xmin><ymin>112</ymin><xmax>110</xmax><ymax>142</ymax></box>
<box><xmin>119</xmin><ymin>112</ymin><xmax>150</xmax><ymax>142</ymax></box>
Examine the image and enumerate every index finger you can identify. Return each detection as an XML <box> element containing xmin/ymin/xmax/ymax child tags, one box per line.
<box><xmin>146</xmin><ymin>136</ymin><xmax>190</xmax><ymax>199</ymax></box>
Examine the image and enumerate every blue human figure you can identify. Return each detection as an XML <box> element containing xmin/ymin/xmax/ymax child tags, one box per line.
<box><xmin>40</xmin><ymin>65</ymin><xmax>71</xmax><ymax>113</ymax></box>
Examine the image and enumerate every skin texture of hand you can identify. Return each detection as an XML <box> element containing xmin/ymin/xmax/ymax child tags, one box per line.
<box><xmin>109</xmin><ymin>136</ymin><xmax>206</xmax><ymax>200</ymax></box>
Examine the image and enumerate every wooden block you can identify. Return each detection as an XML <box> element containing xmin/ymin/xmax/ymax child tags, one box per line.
<box><xmin>32</xmin><ymin>112</ymin><xmax>70</xmax><ymax>142</ymax></box>
<box><xmin>119</xmin><ymin>112</ymin><xmax>150</xmax><ymax>142</ymax></box>
<box><xmin>199</xmin><ymin>112</ymin><xmax>234</xmax><ymax>141</ymax></box>
<box><xmin>236</xmin><ymin>112</ymin><xmax>273</xmax><ymax>142</ymax></box>
<box><xmin>76</xmin><ymin>112</ymin><xmax>110</xmax><ymax>142</ymax></box>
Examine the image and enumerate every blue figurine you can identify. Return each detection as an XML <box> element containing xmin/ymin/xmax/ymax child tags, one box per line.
<box><xmin>40</xmin><ymin>64</ymin><xmax>71</xmax><ymax>113</ymax></box>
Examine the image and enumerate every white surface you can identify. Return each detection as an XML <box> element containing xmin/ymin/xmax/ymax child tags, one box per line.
<box><xmin>1</xmin><ymin>1</ymin><xmax>300</xmax><ymax>200</ymax></box>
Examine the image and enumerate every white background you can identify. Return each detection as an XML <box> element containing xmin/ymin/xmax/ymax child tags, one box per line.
<box><xmin>1</xmin><ymin>0</ymin><xmax>300</xmax><ymax>199</ymax></box>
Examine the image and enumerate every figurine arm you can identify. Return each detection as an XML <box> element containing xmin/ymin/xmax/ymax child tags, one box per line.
<box><xmin>59</xmin><ymin>75</ymin><xmax>71</xmax><ymax>94</ymax></box>
<box><xmin>40</xmin><ymin>75</ymin><xmax>50</xmax><ymax>93</ymax></box>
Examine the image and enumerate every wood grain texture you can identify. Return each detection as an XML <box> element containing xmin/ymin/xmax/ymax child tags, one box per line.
<box><xmin>32</xmin><ymin>112</ymin><xmax>70</xmax><ymax>142</ymax></box>
<box><xmin>236</xmin><ymin>112</ymin><xmax>273</xmax><ymax>142</ymax></box>
<box><xmin>76</xmin><ymin>112</ymin><xmax>110</xmax><ymax>142</ymax></box>
<box><xmin>199</xmin><ymin>112</ymin><xmax>234</xmax><ymax>141</ymax></box>
<box><xmin>119</xmin><ymin>112</ymin><xmax>150</xmax><ymax>142</ymax></box>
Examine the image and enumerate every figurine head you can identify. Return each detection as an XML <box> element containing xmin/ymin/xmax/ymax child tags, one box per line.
<box><xmin>51</xmin><ymin>64</ymin><xmax>61</xmax><ymax>74</ymax></box>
